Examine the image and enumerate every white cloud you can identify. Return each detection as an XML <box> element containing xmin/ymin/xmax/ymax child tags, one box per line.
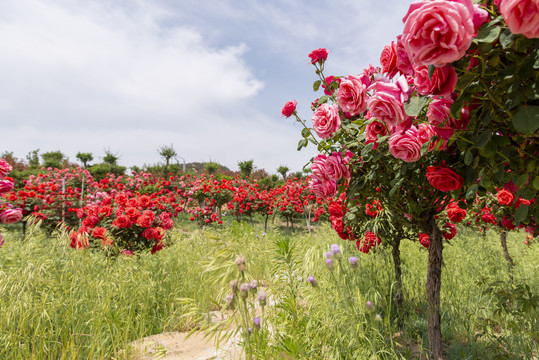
<box><xmin>0</xmin><ymin>0</ymin><xmax>413</xmax><ymax>174</ymax></box>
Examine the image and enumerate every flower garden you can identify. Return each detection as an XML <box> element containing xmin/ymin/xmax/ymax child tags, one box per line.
<box><xmin>1</xmin><ymin>0</ymin><xmax>538</xmax><ymax>359</ymax></box>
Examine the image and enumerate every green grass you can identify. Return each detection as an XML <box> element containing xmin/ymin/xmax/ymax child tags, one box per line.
<box><xmin>0</xmin><ymin>221</ymin><xmax>537</xmax><ymax>359</ymax></box>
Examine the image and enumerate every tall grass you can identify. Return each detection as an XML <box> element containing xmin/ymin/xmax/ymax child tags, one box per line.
<box><xmin>0</xmin><ymin>220</ymin><xmax>537</xmax><ymax>359</ymax></box>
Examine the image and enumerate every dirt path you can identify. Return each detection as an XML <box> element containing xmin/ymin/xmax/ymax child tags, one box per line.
<box><xmin>129</xmin><ymin>311</ymin><xmax>242</xmax><ymax>360</ymax></box>
<box><xmin>129</xmin><ymin>330</ymin><xmax>242</xmax><ymax>360</ymax></box>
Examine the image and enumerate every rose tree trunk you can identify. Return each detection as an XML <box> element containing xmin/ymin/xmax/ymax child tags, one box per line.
<box><xmin>421</xmin><ymin>215</ymin><xmax>444</xmax><ymax>360</ymax></box>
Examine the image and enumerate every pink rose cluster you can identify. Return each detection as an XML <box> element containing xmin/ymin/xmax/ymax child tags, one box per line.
<box><xmin>310</xmin><ymin>151</ymin><xmax>353</xmax><ymax>198</ymax></box>
<box><xmin>0</xmin><ymin>159</ymin><xmax>23</xmax><ymax>236</ymax></box>
<box><xmin>499</xmin><ymin>0</ymin><xmax>539</xmax><ymax>39</ymax></box>
<box><xmin>401</xmin><ymin>0</ymin><xmax>486</xmax><ymax>67</ymax></box>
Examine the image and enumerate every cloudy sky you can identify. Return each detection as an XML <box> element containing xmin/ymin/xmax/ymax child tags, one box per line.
<box><xmin>0</xmin><ymin>0</ymin><xmax>412</xmax><ymax>174</ymax></box>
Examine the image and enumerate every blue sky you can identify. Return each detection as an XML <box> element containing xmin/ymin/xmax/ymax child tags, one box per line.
<box><xmin>0</xmin><ymin>0</ymin><xmax>412</xmax><ymax>174</ymax></box>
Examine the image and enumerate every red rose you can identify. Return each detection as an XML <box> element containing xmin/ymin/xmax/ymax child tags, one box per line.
<box><xmin>92</xmin><ymin>227</ymin><xmax>108</xmax><ymax>240</ymax></box>
<box><xmin>447</xmin><ymin>204</ymin><xmax>466</xmax><ymax>223</ymax></box>
<box><xmin>501</xmin><ymin>217</ymin><xmax>516</xmax><ymax>230</ymax></box>
<box><xmin>442</xmin><ymin>223</ymin><xmax>457</xmax><ymax>240</ymax></box>
<box><xmin>308</xmin><ymin>48</ymin><xmax>329</xmax><ymax>64</ymax></box>
<box><xmin>281</xmin><ymin>100</ymin><xmax>297</xmax><ymax>118</ymax></box>
<box><xmin>426</xmin><ymin>164</ymin><xmax>463</xmax><ymax>192</ymax></box>
<box><xmin>82</xmin><ymin>215</ymin><xmax>99</xmax><ymax>228</ymax></box>
<box><xmin>151</xmin><ymin>241</ymin><xmax>165</xmax><ymax>254</ymax></box>
<box><xmin>142</xmin><ymin>227</ymin><xmax>156</xmax><ymax>240</ymax></box>
<box><xmin>137</xmin><ymin>215</ymin><xmax>153</xmax><ymax>228</ymax></box>
<box><xmin>328</xmin><ymin>202</ymin><xmax>345</xmax><ymax>218</ymax></box>
<box><xmin>418</xmin><ymin>233</ymin><xmax>429</xmax><ymax>248</ymax></box>
<box><xmin>496</xmin><ymin>189</ymin><xmax>514</xmax><ymax>206</ymax></box>
<box><xmin>114</xmin><ymin>193</ymin><xmax>128</xmax><ymax>207</ymax></box>
<box><xmin>113</xmin><ymin>215</ymin><xmax>131</xmax><ymax>229</ymax></box>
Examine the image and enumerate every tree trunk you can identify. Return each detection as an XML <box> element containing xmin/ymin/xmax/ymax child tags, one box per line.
<box><xmin>421</xmin><ymin>215</ymin><xmax>444</xmax><ymax>360</ymax></box>
<box><xmin>391</xmin><ymin>236</ymin><xmax>404</xmax><ymax>316</ymax></box>
<box><xmin>264</xmin><ymin>213</ymin><xmax>269</xmax><ymax>233</ymax></box>
<box><xmin>499</xmin><ymin>231</ymin><xmax>514</xmax><ymax>281</ymax></box>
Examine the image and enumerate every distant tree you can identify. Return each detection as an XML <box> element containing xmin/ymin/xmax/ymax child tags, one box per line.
<box><xmin>103</xmin><ymin>148</ymin><xmax>119</xmax><ymax>165</ymax></box>
<box><xmin>158</xmin><ymin>144</ymin><xmax>177</xmax><ymax>170</ymax></box>
<box><xmin>238</xmin><ymin>160</ymin><xmax>254</xmax><ymax>178</ymax></box>
<box><xmin>41</xmin><ymin>151</ymin><xmax>66</xmax><ymax>169</ymax></box>
<box><xmin>76</xmin><ymin>152</ymin><xmax>94</xmax><ymax>168</ymax></box>
<box><xmin>26</xmin><ymin>149</ymin><xmax>40</xmax><ymax>168</ymax></box>
<box><xmin>277</xmin><ymin>165</ymin><xmax>289</xmax><ymax>180</ymax></box>
<box><xmin>292</xmin><ymin>171</ymin><xmax>304</xmax><ymax>179</ymax></box>
<box><xmin>131</xmin><ymin>165</ymin><xmax>142</xmax><ymax>174</ymax></box>
<box><xmin>205</xmin><ymin>162</ymin><xmax>220</xmax><ymax>175</ymax></box>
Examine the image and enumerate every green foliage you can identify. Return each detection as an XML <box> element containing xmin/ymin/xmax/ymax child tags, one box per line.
<box><xmin>88</xmin><ymin>163</ymin><xmax>127</xmax><ymax>181</ymax></box>
<box><xmin>102</xmin><ymin>149</ymin><xmax>120</xmax><ymax>165</ymax></box>
<box><xmin>75</xmin><ymin>152</ymin><xmax>93</xmax><ymax>168</ymax></box>
<box><xmin>157</xmin><ymin>144</ymin><xmax>177</xmax><ymax>168</ymax></box>
<box><xmin>238</xmin><ymin>159</ymin><xmax>254</xmax><ymax>178</ymax></box>
<box><xmin>204</xmin><ymin>161</ymin><xmax>220</xmax><ymax>175</ymax></box>
<box><xmin>277</xmin><ymin>165</ymin><xmax>289</xmax><ymax>180</ymax></box>
<box><xmin>25</xmin><ymin>149</ymin><xmax>40</xmax><ymax>168</ymax></box>
<box><xmin>41</xmin><ymin>150</ymin><xmax>66</xmax><ymax>169</ymax></box>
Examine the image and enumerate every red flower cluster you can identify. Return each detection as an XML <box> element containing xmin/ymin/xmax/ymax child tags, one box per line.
<box><xmin>356</xmin><ymin>231</ymin><xmax>381</xmax><ymax>254</ymax></box>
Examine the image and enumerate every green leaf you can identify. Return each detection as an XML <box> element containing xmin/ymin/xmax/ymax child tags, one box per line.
<box><xmin>301</xmin><ymin>128</ymin><xmax>311</xmax><ymax>138</ymax></box>
<box><xmin>313</xmin><ymin>80</ymin><xmax>321</xmax><ymax>92</ymax></box>
<box><xmin>464</xmin><ymin>167</ymin><xmax>478</xmax><ymax>184</ymax></box>
<box><xmin>512</xmin><ymin>106</ymin><xmax>539</xmax><ymax>134</ymax></box>
<box><xmin>466</xmin><ymin>184</ymin><xmax>478</xmax><ymax>200</ymax></box>
<box><xmin>450</xmin><ymin>95</ymin><xmax>465</xmax><ymax>119</ymax></box>
<box><xmin>404</xmin><ymin>96</ymin><xmax>428</xmax><ymax>117</ymax></box>
<box><xmin>473</xmin><ymin>130</ymin><xmax>492</xmax><ymax>149</ymax></box>
<box><xmin>475</xmin><ymin>22</ymin><xmax>501</xmax><ymax>43</ymax></box>
<box><xmin>297</xmin><ymin>139</ymin><xmax>308</xmax><ymax>151</ymax></box>
<box><xmin>514</xmin><ymin>205</ymin><xmax>528</xmax><ymax>224</ymax></box>
<box><xmin>361</xmin><ymin>142</ymin><xmax>375</xmax><ymax>156</ymax></box>
<box><xmin>499</xmin><ymin>29</ymin><xmax>514</xmax><ymax>49</ymax></box>
<box><xmin>533</xmin><ymin>176</ymin><xmax>539</xmax><ymax>191</ymax></box>
<box><xmin>464</xmin><ymin>150</ymin><xmax>473</xmax><ymax>166</ymax></box>
<box><xmin>428</xmin><ymin>65</ymin><xmax>436</xmax><ymax>80</ymax></box>
<box><xmin>517</xmin><ymin>173</ymin><xmax>529</xmax><ymax>188</ymax></box>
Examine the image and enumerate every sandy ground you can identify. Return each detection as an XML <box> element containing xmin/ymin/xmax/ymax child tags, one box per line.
<box><xmin>129</xmin><ymin>330</ymin><xmax>242</xmax><ymax>360</ymax></box>
<box><xmin>128</xmin><ymin>310</ymin><xmax>243</xmax><ymax>360</ymax></box>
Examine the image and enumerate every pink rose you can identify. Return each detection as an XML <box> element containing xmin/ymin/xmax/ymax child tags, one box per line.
<box><xmin>365</xmin><ymin>120</ymin><xmax>388</xmax><ymax>148</ymax></box>
<box><xmin>499</xmin><ymin>0</ymin><xmax>539</xmax><ymax>38</ymax></box>
<box><xmin>395</xmin><ymin>35</ymin><xmax>414</xmax><ymax>76</ymax></box>
<box><xmin>312</xmin><ymin>104</ymin><xmax>341</xmax><ymax>139</ymax></box>
<box><xmin>308</xmin><ymin>48</ymin><xmax>329</xmax><ymax>64</ymax></box>
<box><xmin>281</xmin><ymin>100</ymin><xmax>297</xmax><ymax>117</ymax></box>
<box><xmin>0</xmin><ymin>159</ymin><xmax>12</xmax><ymax>178</ymax></box>
<box><xmin>0</xmin><ymin>209</ymin><xmax>23</xmax><ymax>224</ymax></box>
<box><xmin>413</xmin><ymin>65</ymin><xmax>458</xmax><ymax>96</ymax></box>
<box><xmin>325</xmin><ymin>152</ymin><xmax>351</xmax><ymax>181</ymax></box>
<box><xmin>367</xmin><ymin>77</ymin><xmax>409</xmax><ymax>128</ymax></box>
<box><xmin>380</xmin><ymin>42</ymin><xmax>399</xmax><ymax>79</ymax></box>
<box><xmin>310</xmin><ymin>178</ymin><xmax>337</xmax><ymax>199</ymax></box>
<box><xmin>402</xmin><ymin>0</ymin><xmax>475</xmax><ymax>67</ymax></box>
<box><xmin>473</xmin><ymin>4</ymin><xmax>490</xmax><ymax>33</ymax></box>
<box><xmin>337</xmin><ymin>75</ymin><xmax>369</xmax><ymax>116</ymax></box>
<box><xmin>389</xmin><ymin>125</ymin><xmax>422</xmax><ymax>162</ymax></box>
<box><xmin>417</xmin><ymin>123</ymin><xmax>447</xmax><ymax>151</ymax></box>
<box><xmin>311</xmin><ymin>154</ymin><xmax>328</xmax><ymax>181</ymax></box>
<box><xmin>0</xmin><ymin>180</ymin><xmax>14</xmax><ymax>194</ymax></box>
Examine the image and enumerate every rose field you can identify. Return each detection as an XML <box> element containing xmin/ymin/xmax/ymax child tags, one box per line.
<box><xmin>1</xmin><ymin>0</ymin><xmax>539</xmax><ymax>359</ymax></box>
